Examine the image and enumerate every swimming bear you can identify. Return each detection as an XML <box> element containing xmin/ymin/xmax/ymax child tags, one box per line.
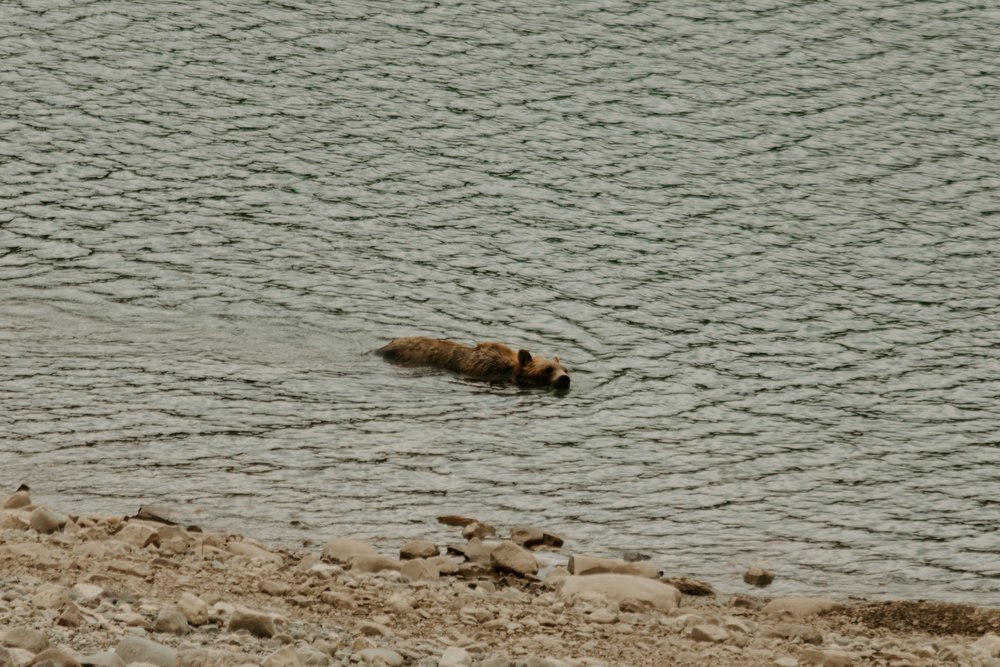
<box><xmin>376</xmin><ymin>337</ymin><xmax>570</xmax><ymax>390</ymax></box>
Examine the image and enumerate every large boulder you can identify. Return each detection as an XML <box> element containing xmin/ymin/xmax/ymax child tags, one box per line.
<box><xmin>556</xmin><ymin>574</ymin><xmax>681</xmax><ymax>611</ymax></box>
<box><xmin>490</xmin><ymin>541</ymin><xmax>538</xmax><ymax>577</ymax></box>
<box><xmin>761</xmin><ymin>597</ymin><xmax>842</xmax><ymax>619</ymax></box>
<box><xmin>320</xmin><ymin>538</ymin><xmax>377</xmax><ymax>564</ymax></box>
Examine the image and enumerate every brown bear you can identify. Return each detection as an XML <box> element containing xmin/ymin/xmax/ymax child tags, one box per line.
<box><xmin>376</xmin><ymin>337</ymin><xmax>570</xmax><ymax>390</ymax></box>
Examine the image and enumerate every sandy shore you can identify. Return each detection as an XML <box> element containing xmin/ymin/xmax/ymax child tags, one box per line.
<box><xmin>2</xmin><ymin>489</ymin><xmax>999</xmax><ymax>667</ymax></box>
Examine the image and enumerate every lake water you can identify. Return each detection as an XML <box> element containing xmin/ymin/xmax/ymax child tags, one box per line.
<box><xmin>1</xmin><ymin>0</ymin><xmax>998</xmax><ymax>604</ymax></box>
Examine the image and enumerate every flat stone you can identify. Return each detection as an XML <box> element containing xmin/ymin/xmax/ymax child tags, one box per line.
<box><xmin>568</xmin><ymin>555</ymin><xmax>658</xmax><ymax>579</ymax></box>
<box><xmin>228</xmin><ymin>609</ymin><xmax>276</xmax><ymax>638</ymax></box>
<box><xmin>152</xmin><ymin>608</ymin><xmax>189</xmax><ymax>635</ymax></box>
<box><xmin>70</xmin><ymin>584</ymin><xmax>104</xmax><ymax>603</ymax></box>
<box><xmin>29</xmin><ymin>507</ymin><xmax>68</xmax><ymax>534</ymax></box>
<box><xmin>27</xmin><ymin>648</ymin><xmax>80</xmax><ymax>667</ymax></box>
<box><xmin>295</xmin><ymin>648</ymin><xmax>329</xmax><ymax>667</ymax></box>
<box><xmin>428</xmin><ymin>556</ymin><xmax>461</xmax><ymax>575</ymax></box>
<box><xmin>587</xmin><ymin>610</ymin><xmax>617</xmax><ymax>624</ymax></box>
<box><xmin>259</xmin><ymin>580</ymin><xmax>292</xmax><ymax>596</ymax></box>
<box><xmin>349</xmin><ymin>554</ymin><xmax>401</xmax><ymax>573</ymax></box>
<box><xmin>722</xmin><ymin>617</ymin><xmax>755</xmax><ymax>635</ymax></box>
<box><xmin>490</xmin><ymin>541</ymin><xmax>538</xmax><ymax>577</ymax></box>
<box><xmin>320</xmin><ymin>538</ymin><xmax>377</xmax><ymax>564</ymax></box>
<box><xmin>439</xmin><ymin>647</ymin><xmax>471</xmax><ymax>667</ymax></box>
<box><xmin>176</xmin><ymin>593</ymin><xmax>208</xmax><ymax>626</ymax></box>
<box><xmin>688</xmin><ymin>624</ymin><xmax>729</xmax><ymax>643</ymax></box>
<box><xmin>399</xmin><ymin>540</ymin><xmax>438</xmax><ymax>560</ymax></box>
<box><xmin>114</xmin><ymin>637</ymin><xmax>177</xmax><ymax>667</ymax></box>
<box><xmin>32</xmin><ymin>583</ymin><xmax>70</xmax><ymax>609</ymax></box>
<box><xmin>775</xmin><ymin>658</ymin><xmax>798</xmax><ymax>667</ymax></box>
<box><xmin>799</xmin><ymin>649</ymin><xmax>852</xmax><ymax>666</ymax></box>
<box><xmin>743</xmin><ymin>566</ymin><xmax>774</xmax><ymax>587</ymax></box>
<box><xmin>116</xmin><ymin>524</ymin><xmax>160</xmax><ymax>549</ymax></box>
<box><xmin>228</xmin><ymin>540</ymin><xmax>282</xmax><ymax>564</ymax></box>
<box><xmin>400</xmin><ymin>558</ymin><xmax>439</xmax><ymax>582</ymax></box>
<box><xmin>357</xmin><ymin>649</ymin><xmax>403</xmax><ymax>666</ymax></box>
<box><xmin>761</xmin><ymin>597</ymin><xmax>842</xmax><ymax>619</ymax></box>
<box><xmin>261</xmin><ymin>646</ymin><xmax>300</xmax><ymax>667</ymax></box>
<box><xmin>557</xmin><ymin>574</ymin><xmax>681</xmax><ymax>611</ymax></box>
<box><xmin>2</xmin><ymin>627</ymin><xmax>49</xmax><ymax>654</ymax></box>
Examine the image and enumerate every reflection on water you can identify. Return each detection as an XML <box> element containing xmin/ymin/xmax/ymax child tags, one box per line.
<box><xmin>1</xmin><ymin>0</ymin><xmax>998</xmax><ymax>603</ymax></box>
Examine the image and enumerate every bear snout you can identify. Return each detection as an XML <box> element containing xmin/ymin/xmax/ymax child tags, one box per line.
<box><xmin>554</xmin><ymin>374</ymin><xmax>570</xmax><ymax>390</ymax></box>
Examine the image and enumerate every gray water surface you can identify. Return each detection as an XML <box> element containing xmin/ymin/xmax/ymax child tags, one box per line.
<box><xmin>2</xmin><ymin>0</ymin><xmax>999</xmax><ymax>603</ymax></box>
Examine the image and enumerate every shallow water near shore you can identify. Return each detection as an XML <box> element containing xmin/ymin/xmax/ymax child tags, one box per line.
<box><xmin>1</xmin><ymin>0</ymin><xmax>999</xmax><ymax>604</ymax></box>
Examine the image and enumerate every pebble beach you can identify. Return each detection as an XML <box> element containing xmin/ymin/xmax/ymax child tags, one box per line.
<box><xmin>2</xmin><ymin>489</ymin><xmax>999</xmax><ymax>667</ymax></box>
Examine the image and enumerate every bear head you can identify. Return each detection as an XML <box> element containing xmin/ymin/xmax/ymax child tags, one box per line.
<box><xmin>516</xmin><ymin>349</ymin><xmax>570</xmax><ymax>390</ymax></box>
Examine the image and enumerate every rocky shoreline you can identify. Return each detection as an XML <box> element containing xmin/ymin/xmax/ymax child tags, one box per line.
<box><xmin>2</xmin><ymin>489</ymin><xmax>999</xmax><ymax>667</ymax></box>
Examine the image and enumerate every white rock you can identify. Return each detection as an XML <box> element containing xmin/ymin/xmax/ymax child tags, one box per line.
<box><xmin>357</xmin><ymin>621</ymin><xmax>392</xmax><ymax>638</ymax></box>
<box><xmin>176</xmin><ymin>593</ymin><xmax>208</xmax><ymax>626</ymax></box>
<box><xmin>262</xmin><ymin>646</ymin><xmax>301</xmax><ymax>667</ymax></box>
<box><xmin>568</xmin><ymin>555</ymin><xmax>659</xmax><ymax>579</ymax></box>
<box><xmin>32</xmin><ymin>583</ymin><xmax>70</xmax><ymax>609</ymax></box>
<box><xmin>152</xmin><ymin>608</ymin><xmax>189</xmax><ymax>635</ymax></box>
<box><xmin>116</xmin><ymin>524</ymin><xmax>160</xmax><ymax>549</ymax></box>
<box><xmin>586</xmin><ymin>610</ymin><xmax>617</xmax><ymax>624</ymax></box>
<box><xmin>557</xmin><ymin>574</ymin><xmax>681</xmax><ymax>611</ymax></box>
<box><xmin>70</xmin><ymin>583</ymin><xmax>104</xmax><ymax>603</ymax></box>
<box><xmin>29</xmin><ymin>507</ymin><xmax>68</xmax><ymax>534</ymax></box>
<box><xmin>688</xmin><ymin>624</ymin><xmax>729</xmax><ymax>643</ymax></box>
<box><xmin>320</xmin><ymin>538</ymin><xmax>377</xmax><ymax>564</ymax></box>
<box><xmin>228</xmin><ymin>540</ymin><xmax>282</xmax><ymax>564</ymax></box>
<box><xmin>799</xmin><ymin>648</ymin><xmax>852</xmax><ymax>667</ymax></box>
<box><xmin>357</xmin><ymin>649</ymin><xmax>403</xmax><ymax>666</ymax></box>
<box><xmin>400</xmin><ymin>558</ymin><xmax>438</xmax><ymax>582</ymax></box>
<box><xmin>114</xmin><ymin>637</ymin><xmax>177</xmax><ymax>667</ymax></box>
<box><xmin>349</xmin><ymin>555</ymin><xmax>401</xmax><ymax>573</ymax></box>
<box><xmin>489</xmin><ymin>541</ymin><xmax>538</xmax><ymax>577</ymax></box>
<box><xmin>439</xmin><ymin>647</ymin><xmax>471</xmax><ymax>667</ymax></box>
<box><xmin>228</xmin><ymin>608</ymin><xmax>276</xmax><ymax>638</ymax></box>
<box><xmin>3</xmin><ymin>627</ymin><xmax>50</xmax><ymax>654</ymax></box>
<box><xmin>761</xmin><ymin>597</ymin><xmax>842</xmax><ymax>619</ymax></box>
<box><xmin>399</xmin><ymin>540</ymin><xmax>438</xmax><ymax>560</ymax></box>
<box><xmin>2</xmin><ymin>490</ymin><xmax>31</xmax><ymax>509</ymax></box>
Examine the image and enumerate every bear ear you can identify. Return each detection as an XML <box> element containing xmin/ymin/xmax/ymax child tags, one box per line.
<box><xmin>552</xmin><ymin>356</ymin><xmax>560</xmax><ymax>364</ymax></box>
<box><xmin>517</xmin><ymin>349</ymin><xmax>532</xmax><ymax>366</ymax></box>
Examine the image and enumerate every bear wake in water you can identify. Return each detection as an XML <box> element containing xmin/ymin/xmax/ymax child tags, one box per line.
<box><xmin>376</xmin><ymin>337</ymin><xmax>570</xmax><ymax>390</ymax></box>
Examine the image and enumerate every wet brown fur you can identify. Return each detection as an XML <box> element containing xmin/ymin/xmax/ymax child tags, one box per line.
<box><xmin>376</xmin><ymin>337</ymin><xmax>570</xmax><ymax>389</ymax></box>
